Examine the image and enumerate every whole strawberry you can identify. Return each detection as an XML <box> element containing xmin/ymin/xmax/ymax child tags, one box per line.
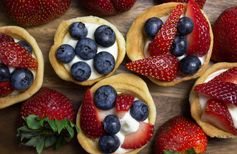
<box><xmin>2</xmin><ymin>0</ymin><xmax>71</xmax><ymax>26</ymax></box>
<box><xmin>17</xmin><ymin>87</ymin><xmax>77</xmax><ymax>153</ymax></box>
<box><xmin>159</xmin><ymin>0</ymin><xmax>206</xmax><ymax>9</ymax></box>
<box><xmin>211</xmin><ymin>7</ymin><xmax>237</xmax><ymax>62</ymax></box>
<box><xmin>79</xmin><ymin>0</ymin><xmax>136</xmax><ymax>16</ymax></box>
<box><xmin>155</xmin><ymin>116</ymin><xmax>207</xmax><ymax>154</ymax></box>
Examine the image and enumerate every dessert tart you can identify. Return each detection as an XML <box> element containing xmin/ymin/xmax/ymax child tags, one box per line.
<box><xmin>76</xmin><ymin>73</ymin><xmax>156</xmax><ymax>154</ymax></box>
<box><xmin>49</xmin><ymin>16</ymin><xmax>126</xmax><ymax>86</ymax></box>
<box><xmin>0</xmin><ymin>26</ymin><xmax>44</xmax><ymax>109</ymax></box>
<box><xmin>126</xmin><ymin>1</ymin><xmax>213</xmax><ymax>86</ymax></box>
<box><xmin>190</xmin><ymin>62</ymin><xmax>237</xmax><ymax>138</ymax></box>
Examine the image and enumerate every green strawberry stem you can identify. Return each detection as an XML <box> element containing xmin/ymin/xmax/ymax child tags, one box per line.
<box><xmin>17</xmin><ymin>115</ymin><xmax>79</xmax><ymax>154</ymax></box>
<box><xmin>164</xmin><ymin>148</ymin><xmax>197</xmax><ymax>154</ymax></box>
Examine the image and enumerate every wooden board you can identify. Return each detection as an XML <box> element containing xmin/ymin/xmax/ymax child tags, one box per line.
<box><xmin>0</xmin><ymin>0</ymin><xmax>237</xmax><ymax>153</ymax></box>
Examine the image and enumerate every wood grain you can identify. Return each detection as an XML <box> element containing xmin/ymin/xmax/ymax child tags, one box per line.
<box><xmin>0</xmin><ymin>0</ymin><xmax>236</xmax><ymax>154</ymax></box>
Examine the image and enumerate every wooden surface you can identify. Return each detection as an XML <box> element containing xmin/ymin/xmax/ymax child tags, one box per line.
<box><xmin>0</xmin><ymin>0</ymin><xmax>237</xmax><ymax>154</ymax></box>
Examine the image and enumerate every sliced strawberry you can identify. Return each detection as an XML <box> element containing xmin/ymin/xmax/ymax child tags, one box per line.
<box><xmin>0</xmin><ymin>81</ymin><xmax>13</xmax><ymax>96</ymax></box>
<box><xmin>121</xmin><ymin>122</ymin><xmax>154</xmax><ymax>149</ymax></box>
<box><xmin>210</xmin><ymin>67</ymin><xmax>237</xmax><ymax>84</ymax></box>
<box><xmin>148</xmin><ymin>4</ymin><xmax>184</xmax><ymax>56</ymax></box>
<box><xmin>194</xmin><ymin>81</ymin><xmax>237</xmax><ymax>106</ymax></box>
<box><xmin>201</xmin><ymin>99</ymin><xmax>237</xmax><ymax>135</ymax></box>
<box><xmin>0</xmin><ymin>42</ymin><xmax>38</xmax><ymax>70</ymax></box>
<box><xmin>0</xmin><ymin>33</ymin><xmax>14</xmax><ymax>43</ymax></box>
<box><xmin>80</xmin><ymin>89</ymin><xmax>104</xmax><ymax>138</ymax></box>
<box><xmin>115</xmin><ymin>93</ymin><xmax>134</xmax><ymax>117</ymax></box>
<box><xmin>126</xmin><ymin>54</ymin><xmax>179</xmax><ymax>82</ymax></box>
<box><xmin>186</xmin><ymin>0</ymin><xmax>210</xmax><ymax>56</ymax></box>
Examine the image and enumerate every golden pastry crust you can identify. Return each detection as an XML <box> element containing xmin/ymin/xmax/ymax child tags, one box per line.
<box><xmin>126</xmin><ymin>2</ymin><xmax>213</xmax><ymax>87</ymax></box>
<box><xmin>76</xmin><ymin>73</ymin><xmax>156</xmax><ymax>154</ymax></box>
<box><xmin>49</xmin><ymin>16</ymin><xmax>126</xmax><ymax>86</ymax></box>
<box><xmin>190</xmin><ymin>62</ymin><xmax>237</xmax><ymax>138</ymax></box>
<box><xmin>0</xmin><ymin>26</ymin><xmax>44</xmax><ymax>109</ymax></box>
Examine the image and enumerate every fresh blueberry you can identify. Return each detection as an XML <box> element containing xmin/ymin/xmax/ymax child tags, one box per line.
<box><xmin>99</xmin><ymin>135</ymin><xmax>120</xmax><ymax>153</ymax></box>
<box><xmin>70</xmin><ymin>62</ymin><xmax>91</xmax><ymax>81</ymax></box>
<box><xmin>75</xmin><ymin>38</ymin><xmax>97</xmax><ymax>60</ymax></box>
<box><xmin>11</xmin><ymin>69</ymin><xmax>34</xmax><ymax>91</ymax></box>
<box><xmin>94</xmin><ymin>25</ymin><xmax>116</xmax><ymax>47</ymax></box>
<box><xmin>94</xmin><ymin>52</ymin><xmax>115</xmax><ymax>75</ymax></box>
<box><xmin>180</xmin><ymin>55</ymin><xmax>202</xmax><ymax>75</ymax></box>
<box><xmin>94</xmin><ymin>85</ymin><xmax>117</xmax><ymax>110</ymax></box>
<box><xmin>103</xmin><ymin>115</ymin><xmax>121</xmax><ymax>135</ymax></box>
<box><xmin>0</xmin><ymin>64</ymin><xmax>10</xmax><ymax>82</ymax></box>
<box><xmin>56</xmin><ymin>44</ymin><xmax>75</xmax><ymax>63</ymax></box>
<box><xmin>17</xmin><ymin>40</ymin><xmax>33</xmax><ymax>53</ymax></box>
<box><xmin>177</xmin><ymin>17</ymin><xmax>194</xmax><ymax>36</ymax></box>
<box><xmin>144</xmin><ymin>17</ymin><xmax>163</xmax><ymax>39</ymax></box>
<box><xmin>130</xmin><ymin>100</ymin><xmax>149</xmax><ymax>121</ymax></box>
<box><xmin>69</xmin><ymin>22</ymin><xmax>88</xmax><ymax>39</ymax></box>
<box><xmin>171</xmin><ymin>36</ymin><xmax>187</xmax><ymax>57</ymax></box>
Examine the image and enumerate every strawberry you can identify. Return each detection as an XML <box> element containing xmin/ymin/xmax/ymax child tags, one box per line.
<box><xmin>18</xmin><ymin>87</ymin><xmax>76</xmax><ymax>153</ymax></box>
<box><xmin>126</xmin><ymin>54</ymin><xmax>179</xmax><ymax>82</ymax></box>
<box><xmin>201</xmin><ymin>99</ymin><xmax>237</xmax><ymax>135</ymax></box>
<box><xmin>155</xmin><ymin>116</ymin><xmax>207</xmax><ymax>154</ymax></box>
<box><xmin>211</xmin><ymin>7</ymin><xmax>237</xmax><ymax>62</ymax></box>
<box><xmin>160</xmin><ymin>0</ymin><xmax>206</xmax><ymax>9</ymax></box>
<box><xmin>0</xmin><ymin>42</ymin><xmax>38</xmax><ymax>70</ymax></box>
<box><xmin>186</xmin><ymin>0</ymin><xmax>210</xmax><ymax>56</ymax></box>
<box><xmin>194</xmin><ymin>81</ymin><xmax>237</xmax><ymax>106</ymax></box>
<box><xmin>148</xmin><ymin>4</ymin><xmax>184</xmax><ymax>56</ymax></box>
<box><xmin>115</xmin><ymin>93</ymin><xmax>134</xmax><ymax>117</ymax></box>
<box><xmin>0</xmin><ymin>81</ymin><xmax>13</xmax><ymax>96</ymax></box>
<box><xmin>80</xmin><ymin>89</ymin><xmax>104</xmax><ymax>138</ymax></box>
<box><xmin>80</xmin><ymin>0</ymin><xmax>136</xmax><ymax>16</ymax></box>
<box><xmin>0</xmin><ymin>33</ymin><xmax>14</xmax><ymax>43</ymax></box>
<box><xmin>210</xmin><ymin>67</ymin><xmax>237</xmax><ymax>84</ymax></box>
<box><xmin>2</xmin><ymin>0</ymin><xmax>71</xmax><ymax>26</ymax></box>
<box><xmin>121</xmin><ymin>122</ymin><xmax>154</xmax><ymax>149</ymax></box>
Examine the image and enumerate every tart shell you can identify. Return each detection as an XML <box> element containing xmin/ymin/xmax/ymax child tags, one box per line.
<box><xmin>126</xmin><ymin>2</ymin><xmax>213</xmax><ymax>86</ymax></box>
<box><xmin>190</xmin><ymin>62</ymin><xmax>237</xmax><ymax>138</ymax></box>
<box><xmin>0</xmin><ymin>26</ymin><xmax>44</xmax><ymax>109</ymax></box>
<box><xmin>49</xmin><ymin>16</ymin><xmax>126</xmax><ymax>86</ymax></box>
<box><xmin>76</xmin><ymin>73</ymin><xmax>156</xmax><ymax>154</ymax></box>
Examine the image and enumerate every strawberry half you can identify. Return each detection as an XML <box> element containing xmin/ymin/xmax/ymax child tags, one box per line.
<box><xmin>186</xmin><ymin>0</ymin><xmax>210</xmax><ymax>56</ymax></box>
<box><xmin>0</xmin><ymin>33</ymin><xmax>14</xmax><ymax>43</ymax></box>
<box><xmin>0</xmin><ymin>81</ymin><xmax>13</xmax><ymax>96</ymax></box>
<box><xmin>0</xmin><ymin>42</ymin><xmax>38</xmax><ymax>70</ymax></box>
<box><xmin>194</xmin><ymin>81</ymin><xmax>237</xmax><ymax>106</ymax></box>
<box><xmin>148</xmin><ymin>4</ymin><xmax>184</xmax><ymax>56</ymax></box>
<box><xmin>210</xmin><ymin>67</ymin><xmax>237</xmax><ymax>84</ymax></box>
<box><xmin>126</xmin><ymin>54</ymin><xmax>179</xmax><ymax>82</ymax></box>
<box><xmin>80</xmin><ymin>89</ymin><xmax>104</xmax><ymax>138</ymax></box>
<box><xmin>121</xmin><ymin>122</ymin><xmax>154</xmax><ymax>149</ymax></box>
<box><xmin>161</xmin><ymin>0</ymin><xmax>206</xmax><ymax>9</ymax></box>
<box><xmin>201</xmin><ymin>99</ymin><xmax>237</xmax><ymax>135</ymax></box>
<box><xmin>115</xmin><ymin>93</ymin><xmax>134</xmax><ymax>117</ymax></box>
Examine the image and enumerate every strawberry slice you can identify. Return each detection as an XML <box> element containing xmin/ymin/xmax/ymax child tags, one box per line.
<box><xmin>0</xmin><ymin>42</ymin><xmax>38</xmax><ymax>70</ymax></box>
<box><xmin>148</xmin><ymin>4</ymin><xmax>184</xmax><ymax>56</ymax></box>
<box><xmin>0</xmin><ymin>33</ymin><xmax>14</xmax><ymax>43</ymax></box>
<box><xmin>115</xmin><ymin>93</ymin><xmax>134</xmax><ymax>117</ymax></box>
<box><xmin>186</xmin><ymin>0</ymin><xmax>210</xmax><ymax>56</ymax></box>
<box><xmin>121</xmin><ymin>122</ymin><xmax>154</xmax><ymax>149</ymax></box>
<box><xmin>194</xmin><ymin>81</ymin><xmax>237</xmax><ymax>106</ymax></box>
<box><xmin>0</xmin><ymin>81</ymin><xmax>13</xmax><ymax>96</ymax></box>
<box><xmin>201</xmin><ymin>99</ymin><xmax>237</xmax><ymax>135</ymax></box>
<box><xmin>210</xmin><ymin>67</ymin><xmax>237</xmax><ymax>84</ymax></box>
<box><xmin>80</xmin><ymin>89</ymin><xmax>104</xmax><ymax>138</ymax></box>
<box><xmin>126</xmin><ymin>54</ymin><xmax>179</xmax><ymax>82</ymax></box>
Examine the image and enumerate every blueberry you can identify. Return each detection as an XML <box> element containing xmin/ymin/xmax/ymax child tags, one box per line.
<box><xmin>94</xmin><ymin>52</ymin><xmax>115</xmax><ymax>75</ymax></box>
<box><xmin>144</xmin><ymin>17</ymin><xmax>163</xmax><ymax>39</ymax></box>
<box><xmin>103</xmin><ymin>115</ymin><xmax>121</xmax><ymax>135</ymax></box>
<box><xmin>177</xmin><ymin>17</ymin><xmax>194</xmax><ymax>36</ymax></box>
<box><xmin>17</xmin><ymin>40</ymin><xmax>33</xmax><ymax>53</ymax></box>
<box><xmin>70</xmin><ymin>62</ymin><xmax>91</xmax><ymax>81</ymax></box>
<box><xmin>94</xmin><ymin>25</ymin><xmax>116</xmax><ymax>47</ymax></box>
<box><xmin>94</xmin><ymin>85</ymin><xmax>117</xmax><ymax>110</ymax></box>
<box><xmin>75</xmin><ymin>38</ymin><xmax>97</xmax><ymax>60</ymax></box>
<box><xmin>69</xmin><ymin>22</ymin><xmax>88</xmax><ymax>39</ymax></box>
<box><xmin>99</xmin><ymin>135</ymin><xmax>120</xmax><ymax>153</ymax></box>
<box><xmin>171</xmin><ymin>36</ymin><xmax>187</xmax><ymax>57</ymax></box>
<box><xmin>180</xmin><ymin>55</ymin><xmax>202</xmax><ymax>75</ymax></box>
<box><xmin>11</xmin><ymin>69</ymin><xmax>34</xmax><ymax>91</ymax></box>
<box><xmin>130</xmin><ymin>100</ymin><xmax>149</xmax><ymax>121</ymax></box>
<box><xmin>0</xmin><ymin>64</ymin><xmax>10</xmax><ymax>82</ymax></box>
<box><xmin>56</xmin><ymin>44</ymin><xmax>75</xmax><ymax>63</ymax></box>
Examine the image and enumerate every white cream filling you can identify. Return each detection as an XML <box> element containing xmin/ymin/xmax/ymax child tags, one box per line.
<box><xmin>62</xmin><ymin>23</ymin><xmax>118</xmax><ymax>80</ymax></box>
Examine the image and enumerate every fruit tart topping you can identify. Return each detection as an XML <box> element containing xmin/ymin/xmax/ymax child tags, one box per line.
<box><xmin>11</xmin><ymin>69</ymin><xmax>34</xmax><ymax>91</ymax></box>
<box><xmin>0</xmin><ymin>63</ymin><xmax>11</xmax><ymax>82</ymax></box>
<box><xmin>115</xmin><ymin>93</ymin><xmax>135</xmax><ymax>117</ymax></box>
<box><xmin>17</xmin><ymin>40</ymin><xmax>33</xmax><ymax>54</ymax></box>
<box><xmin>94</xmin><ymin>25</ymin><xmax>116</xmax><ymax>47</ymax></box>
<box><xmin>180</xmin><ymin>55</ymin><xmax>201</xmax><ymax>75</ymax></box>
<box><xmin>0</xmin><ymin>33</ymin><xmax>14</xmax><ymax>43</ymax></box>
<box><xmin>0</xmin><ymin>81</ymin><xmax>13</xmax><ymax>96</ymax></box>
<box><xmin>177</xmin><ymin>17</ymin><xmax>194</xmax><ymax>36</ymax></box>
<box><xmin>69</xmin><ymin>22</ymin><xmax>88</xmax><ymax>40</ymax></box>
<box><xmin>70</xmin><ymin>61</ymin><xmax>91</xmax><ymax>82</ymax></box>
<box><xmin>94</xmin><ymin>85</ymin><xmax>117</xmax><ymax>110</ymax></box>
<box><xmin>171</xmin><ymin>36</ymin><xmax>187</xmax><ymax>57</ymax></box>
<box><xmin>130</xmin><ymin>100</ymin><xmax>149</xmax><ymax>121</ymax></box>
<box><xmin>75</xmin><ymin>38</ymin><xmax>98</xmax><ymax>60</ymax></box>
<box><xmin>144</xmin><ymin>17</ymin><xmax>163</xmax><ymax>39</ymax></box>
<box><xmin>148</xmin><ymin>4</ymin><xmax>185</xmax><ymax>56</ymax></box>
<box><xmin>103</xmin><ymin>114</ymin><xmax>121</xmax><ymax>135</ymax></box>
<box><xmin>161</xmin><ymin>0</ymin><xmax>206</xmax><ymax>9</ymax></box>
<box><xmin>56</xmin><ymin>44</ymin><xmax>75</xmax><ymax>63</ymax></box>
<box><xmin>94</xmin><ymin>51</ymin><xmax>115</xmax><ymax>75</ymax></box>
<box><xmin>210</xmin><ymin>67</ymin><xmax>237</xmax><ymax>84</ymax></box>
<box><xmin>99</xmin><ymin>135</ymin><xmax>120</xmax><ymax>153</ymax></box>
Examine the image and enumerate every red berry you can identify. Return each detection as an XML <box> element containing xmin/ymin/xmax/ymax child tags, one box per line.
<box><xmin>0</xmin><ymin>33</ymin><xmax>14</xmax><ymax>43</ymax></box>
<box><xmin>0</xmin><ymin>81</ymin><xmax>13</xmax><ymax>96</ymax></box>
<box><xmin>115</xmin><ymin>93</ymin><xmax>134</xmax><ymax>117</ymax></box>
<box><xmin>161</xmin><ymin>0</ymin><xmax>206</xmax><ymax>9</ymax></box>
<box><xmin>210</xmin><ymin>67</ymin><xmax>237</xmax><ymax>84</ymax></box>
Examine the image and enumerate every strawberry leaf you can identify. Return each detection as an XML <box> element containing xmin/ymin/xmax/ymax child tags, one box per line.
<box><xmin>44</xmin><ymin>136</ymin><xmax>56</xmax><ymax>148</ymax></box>
<box><xmin>163</xmin><ymin>148</ymin><xmax>196</xmax><ymax>154</ymax></box>
<box><xmin>25</xmin><ymin>115</ymin><xmax>41</xmax><ymax>130</ymax></box>
<box><xmin>163</xmin><ymin>150</ymin><xmax>179</xmax><ymax>154</ymax></box>
<box><xmin>36</xmin><ymin>137</ymin><xmax>44</xmax><ymax>154</ymax></box>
